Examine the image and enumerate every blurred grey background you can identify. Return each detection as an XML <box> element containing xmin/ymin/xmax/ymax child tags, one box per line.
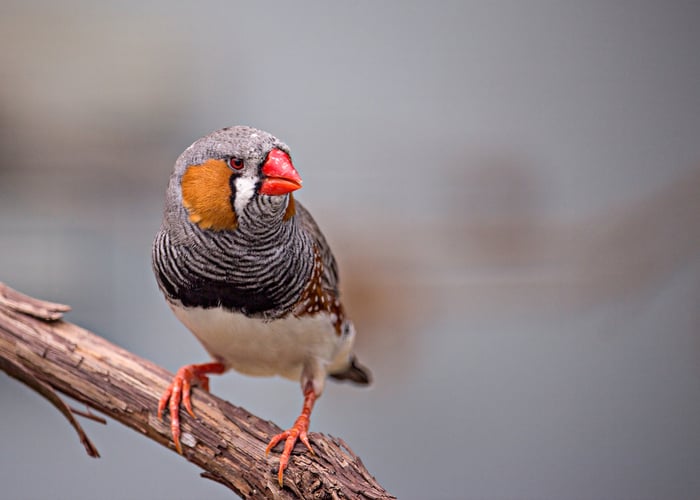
<box><xmin>1</xmin><ymin>1</ymin><xmax>699</xmax><ymax>499</ymax></box>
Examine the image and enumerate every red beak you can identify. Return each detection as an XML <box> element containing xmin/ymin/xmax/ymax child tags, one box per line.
<box><xmin>259</xmin><ymin>148</ymin><xmax>302</xmax><ymax>196</ymax></box>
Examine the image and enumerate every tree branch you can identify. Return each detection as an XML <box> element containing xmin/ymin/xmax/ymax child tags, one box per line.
<box><xmin>0</xmin><ymin>282</ymin><xmax>394</xmax><ymax>499</ymax></box>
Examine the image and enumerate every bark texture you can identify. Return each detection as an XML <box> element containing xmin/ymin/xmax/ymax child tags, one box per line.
<box><xmin>0</xmin><ymin>282</ymin><xmax>394</xmax><ymax>499</ymax></box>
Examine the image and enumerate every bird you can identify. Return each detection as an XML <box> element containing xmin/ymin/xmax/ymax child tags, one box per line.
<box><xmin>151</xmin><ymin>125</ymin><xmax>371</xmax><ymax>485</ymax></box>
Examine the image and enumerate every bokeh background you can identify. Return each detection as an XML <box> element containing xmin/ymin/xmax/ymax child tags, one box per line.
<box><xmin>1</xmin><ymin>1</ymin><xmax>699</xmax><ymax>499</ymax></box>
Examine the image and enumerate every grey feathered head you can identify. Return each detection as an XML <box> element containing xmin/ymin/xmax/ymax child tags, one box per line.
<box><xmin>163</xmin><ymin>126</ymin><xmax>301</xmax><ymax>232</ymax></box>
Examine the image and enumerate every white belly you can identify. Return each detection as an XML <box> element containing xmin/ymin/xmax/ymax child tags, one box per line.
<box><xmin>170</xmin><ymin>303</ymin><xmax>355</xmax><ymax>382</ymax></box>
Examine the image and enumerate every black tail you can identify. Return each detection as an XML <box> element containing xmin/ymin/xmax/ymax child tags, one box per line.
<box><xmin>329</xmin><ymin>356</ymin><xmax>371</xmax><ymax>385</ymax></box>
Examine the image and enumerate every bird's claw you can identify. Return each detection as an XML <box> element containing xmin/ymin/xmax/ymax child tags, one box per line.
<box><xmin>266</xmin><ymin>387</ymin><xmax>317</xmax><ymax>486</ymax></box>
<box><xmin>266</xmin><ymin>418</ymin><xmax>314</xmax><ymax>486</ymax></box>
<box><xmin>157</xmin><ymin>362</ymin><xmax>225</xmax><ymax>454</ymax></box>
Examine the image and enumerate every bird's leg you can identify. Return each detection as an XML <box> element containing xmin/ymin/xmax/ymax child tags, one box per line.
<box><xmin>157</xmin><ymin>361</ymin><xmax>226</xmax><ymax>454</ymax></box>
<box><xmin>266</xmin><ymin>383</ymin><xmax>317</xmax><ymax>486</ymax></box>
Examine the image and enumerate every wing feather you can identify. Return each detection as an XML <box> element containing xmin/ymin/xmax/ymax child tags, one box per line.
<box><xmin>294</xmin><ymin>201</ymin><xmax>340</xmax><ymax>294</ymax></box>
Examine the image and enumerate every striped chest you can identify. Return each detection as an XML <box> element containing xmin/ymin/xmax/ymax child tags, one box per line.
<box><xmin>153</xmin><ymin>222</ymin><xmax>315</xmax><ymax>319</ymax></box>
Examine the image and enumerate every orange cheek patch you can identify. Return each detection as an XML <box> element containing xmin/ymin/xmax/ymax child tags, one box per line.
<box><xmin>283</xmin><ymin>193</ymin><xmax>296</xmax><ymax>221</ymax></box>
<box><xmin>181</xmin><ymin>159</ymin><xmax>238</xmax><ymax>231</ymax></box>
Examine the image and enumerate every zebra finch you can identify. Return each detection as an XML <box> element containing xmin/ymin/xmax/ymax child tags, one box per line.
<box><xmin>151</xmin><ymin>125</ymin><xmax>370</xmax><ymax>485</ymax></box>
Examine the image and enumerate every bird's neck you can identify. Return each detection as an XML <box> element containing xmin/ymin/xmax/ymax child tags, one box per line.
<box><xmin>235</xmin><ymin>194</ymin><xmax>296</xmax><ymax>242</ymax></box>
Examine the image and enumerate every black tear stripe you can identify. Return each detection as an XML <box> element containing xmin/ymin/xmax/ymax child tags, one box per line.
<box><xmin>228</xmin><ymin>173</ymin><xmax>237</xmax><ymax>214</ymax></box>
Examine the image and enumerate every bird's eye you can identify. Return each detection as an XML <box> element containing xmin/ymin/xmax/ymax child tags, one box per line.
<box><xmin>229</xmin><ymin>158</ymin><xmax>244</xmax><ymax>170</ymax></box>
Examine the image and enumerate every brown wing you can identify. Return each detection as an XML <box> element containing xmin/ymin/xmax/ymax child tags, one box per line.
<box><xmin>293</xmin><ymin>200</ymin><xmax>340</xmax><ymax>294</ymax></box>
<box><xmin>294</xmin><ymin>200</ymin><xmax>372</xmax><ymax>385</ymax></box>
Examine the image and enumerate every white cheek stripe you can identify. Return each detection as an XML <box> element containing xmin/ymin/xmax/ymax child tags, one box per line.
<box><xmin>234</xmin><ymin>176</ymin><xmax>257</xmax><ymax>216</ymax></box>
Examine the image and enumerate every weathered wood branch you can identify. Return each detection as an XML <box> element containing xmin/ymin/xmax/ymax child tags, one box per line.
<box><xmin>0</xmin><ymin>282</ymin><xmax>394</xmax><ymax>499</ymax></box>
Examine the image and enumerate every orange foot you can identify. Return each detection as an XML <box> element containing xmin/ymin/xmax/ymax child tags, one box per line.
<box><xmin>265</xmin><ymin>387</ymin><xmax>317</xmax><ymax>486</ymax></box>
<box><xmin>157</xmin><ymin>361</ymin><xmax>226</xmax><ymax>453</ymax></box>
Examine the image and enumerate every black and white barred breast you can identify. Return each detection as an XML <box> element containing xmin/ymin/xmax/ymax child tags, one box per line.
<box><xmin>152</xmin><ymin>200</ymin><xmax>330</xmax><ymax>320</ymax></box>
